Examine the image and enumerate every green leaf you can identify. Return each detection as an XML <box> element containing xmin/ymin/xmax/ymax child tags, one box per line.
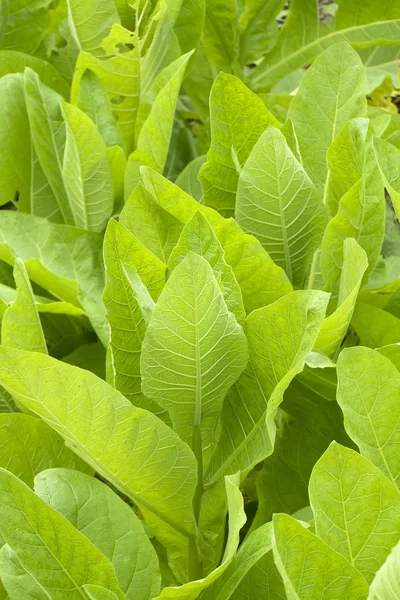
<box><xmin>67</xmin><ymin>0</ymin><xmax>120</xmax><ymax>58</ymax></box>
<box><xmin>155</xmin><ymin>475</ymin><xmax>246</xmax><ymax>600</ymax></box>
<box><xmin>0</xmin><ymin>413</ymin><xmax>92</xmax><ymax>486</ymax></box>
<box><xmin>337</xmin><ymin>346</ymin><xmax>400</xmax><ymax>489</ymax></box>
<box><xmin>0</xmin><ymin>468</ymin><xmax>126</xmax><ymax>598</ymax></box>
<box><xmin>0</xmin><ymin>74</ymin><xmax>31</xmax><ymax>209</ymax></box>
<box><xmin>351</xmin><ymin>302</ymin><xmax>400</xmax><ymax>347</ymax></box>
<box><xmin>141</xmin><ymin>168</ymin><xmax>292</xmax><ymax>313</ymax></box>
<box><xmin>205</xmin><ymin>290</ymin><xmax>329</xmax><ymax>485</ymax></box>
<box><xmin>85</xmin><ymin>587</ymin><xmax>120</xmax><ymax>600</ymax></box>
<box><xmin>120</xmin><ymin>184</ymin><xmax>182</xmax><ymax>265</ymax></box>
<box><xmin>0</xmin><ymin>50</ymin><xmax>70</xmax><ymax>97</ymax></box>
<box><xmin>236</xmin><ymin>125</ymin><xmax>326</xmax><ymax>286</ymax></box>
<box><xmin>35</xmin><ymin>469</ymin><xmax>161</xmax><ymax>600</ymax></box>
<box><xmin>76</xmin><ymin>69</ymin><xmax>124</xmax><ymax>149</ymax></box>
<box><xmin>287</xmin><ymin>43</ymin><xmax>367</xmax><ymax>199</ymax></box>
<box><xmin>310</xmin><ymin>442</ymin><xmax>400</xmax><ymax>583</ymax></box>
<box><xmin>141</xmin><ymin>252</ymin><xmax>248</xmax><ymax>458</ymax></box>
<box><xmin>374</xmin><ymin>136</ymin><xmax>400</xmax><ymax>218</ymax></box>
<box><xmin>272</xmin><ymin>513</ymin><xmax>369</xmax><ymax>600</ymax></box>
<box><xmin>314</xmin><ymin>239</ymin><xmax>368</xmax><ymax>357</ymax></box>
<box><xmin>125</xmin><ymin>52</ymin><xmax>192</xmax><ymax>195</ymax></box>
<box><xmin>0</xmin><ymin>348</ymin><xmax>197</xmax><ymax>581</ymax></box>
<box><xmin>0</xmin><ymin>544</ymin><xmax>49</xmax><ymax>600</ymax></box>
<box><xmin>61</xmin><ymin>100</ymin><xmax>114</xmax><ymax>232</ymax></box>
<box><xmin>249</xmin><ymin>1</ymin><xmax>400</xmax><ymax>92</ymax></box>
<box><xmin>2</xmin><ymin>0</ymin><xmax>53</xmax><ymax>55</ymax></box>
<box><xmin>102</xmin><ymin>219</ymin><xmax>163</xmax><ymax>412</ymax></box>
<box><xmin>368</xmin><ymin>538</ymin><xmax>400</xmax><ymax>600</ymax></box>
<box><xmin>2</xmin><ymin>259</ymin><xmax>47</xmax><ymax>354</ymax></box>
<box><xmin>199</xmin><ymin>73</ymin><xmax>280</xmax><ymax>216</ymax></box>
<box><xmin>175</xmin><ymin>156</ymin><xmax>206</xmax><ymax>203</ymax></box>
<box><xmin>203</xmin><ymin>0</ymin><xmax>239</xmax><ymax>73</ymax></box>
<box><xmin>167</xmin><ymin>212</ymin><xmax>246</xmax><ymax>324</ymax></box>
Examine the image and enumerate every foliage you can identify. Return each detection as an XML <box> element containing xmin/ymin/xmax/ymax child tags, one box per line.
<box><xmin>0</xmin><ymin>0</ymin><xmax>400</xmax><ymax>598</ymax></box>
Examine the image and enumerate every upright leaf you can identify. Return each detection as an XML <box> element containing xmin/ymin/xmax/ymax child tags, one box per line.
<box><xmin>287</xmin><ymin>43</ymin><xmax>367</xmax><ymax>199</ymax></box>
<box><xmin>61</xmin><ymin>101</ymin><xmax>114</xmax><ymax>232</ymax></box>
<box><xmin>0</xmin><ymin>50</ymin><xmax>70</xmax><ymax>97</ymax></box>
<box><xmin>141</xmin><ymin>252</ymin><xmax>248</xmax><ymax>459</ymax></box>
<box><xmin>203</xmin><ymin>0</ymin><xmax>239</xmax><ymax>73</ymax></box>
<box><xmin>368</xmin><ymin>538</ymin><xmax>400</xmax><ymax>600</ymax></box>
<box><xmin>67</xmin><ymin>0</ymin><xmax>120</xmax><ymax>58</ymax></box>
<box><xmin>310</xmin><ymin>443</ymin><xmax>400</xmax><ymax>582</ymax></box>
<box><xmin>0</xmin><ymin>468</ymin><xmax>125</xmax><ymax>598</ymax></box>
<box><xmin>272</xmin><ymin>513</ymin><xmax>369</xmax><ymax>600</ymax></box>
<box><xmin>374</xmin><ymin>136</ymin><xmax>400</xmax><ymax>218</ymax></box>
<box><xmin>35</xmin><ymin>469</ymin><xmax>161</xmax><ymax>600</ymax></box>
<box><xmin>199</xmin><ymin>73</ymin><xmax>280</xmax><ymax>216</ymax></box>
<box><xmin>0</xmin><ymin>348</ymin><xmax>197</xmax><ymax>582</ymax></box>
<box><xmin>351</xmin><ymin>303</ymin><xmax>400</xmax><ymax>347</ymax></box>
<box><xmin>236</xmin><ymin>126</ymin><xmax>326</xmax><ymax>286</ymax></box>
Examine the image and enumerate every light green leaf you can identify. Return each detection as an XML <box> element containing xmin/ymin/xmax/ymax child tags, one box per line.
<box><xmin>0</xmin><ymin>413</ymin><xmax>92</xmax><ymax>486</ymax></box>
<box><xmin>85</xmin><ymin>587</ymin><xmax>120</xmax><ymax>600</ymax></box>
<box><xmin>351</xmin><ymin>303</ymin><xmax>400</xmax><ymax>347</ymax></box>
<box><xmin>0</xmin><ymin>50</ymin><xmax>69</xmax><ymax>97</ymax></box>
<box><xmin>2</xmin><ymin>0</ymin><xmax>53</xmax><ymax>55</ymax></box>
<box><xmin>0</xmin><ymin>74</ymin><xmax>31</xmax><ymax>209</ymax></box>
<box><xmin>175</xmin><ymin>156</ymin><xmax>206</xmax><ymax>202</ymax></box>
<box><xmin>77</xmin><ymin>69</ymin><xmax>124</xmax><ymax>149</ymax></box>
<box><xmin>337</xmin><ymin>346</ymin><xmax>400</xmax><ymax>488</ymax></box>
<box><xmin>236</xmin><ymin>125</ymin><xmax>326</xmax><ymax>286</ymax></box>
<box><xmin>238</xmin><ymin>0</ymin><xmax>285</xmax><ymax>67</ymax></box>
<box><xmin>1</xmin><ymin>259</ymin><xmax>47</xmax><ymax>354</ymax></box>
<box><xmin>35</xmin><ymin>469</ymin><xmax>161</xmax><ymax>600</ymax></box>
<box><xmin>61</xmin><ymin>101</ymin><xmax>114</xmax><ymax>232</ymax></box>
<box><xmin>203</xmin><ymin>0</ymin><xmax>239</xmax><ymax>73</ymax></box>
<box><xmin>287</xmin><ymin>43</ymin><xmax>367</xmax><ymax>199</ymax></box>
<box><xmin>272</xmin><ymin>513</ymin><xmax>369</xmax><ymax>600</ymax></box>
<box><xmin>205</xmin><ymin>290</ymin><xmax>329</xmax><ymax>485</ymax></box>
<box><xmin>141</xmin><ymin>168</ymin><xmax>292</xmax><ymax>313</ymax></box>
<box><xmin>315</xmin><ymin>239</ymin><xmax>368</xmax><ymax>357</ymax></box>
<box><xmin>72</xmin><ymin>29</ymin><xmax>140</xmax><ymax>154</ymax></box>
<box><xmin>368</xmin><ymin>538</ymin><xmax>400</xmax><ymax>600</ymax></box>
<box><xmin>141</xmin><ymin>252</ymin><xmax>248</xmax><ymax>458</ymax></box>
<box><xmin>24</xmin><ymin>68</ymin><xmax>72</xmax><ymax>225</ymax></box>
<box><xmin>0</xmin><ymin>544</ymin><xmax>49</xmax><ymax>600</ymax></box>
<box><xmin>0</xmin><ymin>468</ymin><xmax>126</xmax><ymax>598</ymax></box>
<box><xmin>125</xmin><ymin>52</ymin><xmax>192</xmax><ymax>195</ymax></box>
<box><xmin>67</xmin><ymin>0</ymin><xmax>120</xmax><ymax>58</ymax></box>
<box><xmin>155</xmin><ymin>475</ymin><xmax>246</xmax><ymax>600</ymax></box>
<box><xmin>310</xmin><ymin>442</ymin><xmax>400</xmax><ymax>582</ymax></box>
<box><xmin>374</xmin><ymin>136</ymin><xmax>400</xmax><ymax>218</ymax></box>
<box><xmin>0</xmin><ymin>387</ymin><xmax>16</xmax><ymax>413</ymax></box>
<box><xmin>199</xmin><ymin>73</ymin><xmax>280</xmax><ymax>216</ymax></box>
<box><xmin>249</xmin><ymin>1</ymin><xmax>400</xmax><ymax>92</ymax></box>
<box><xmin>102</xmin><ymin>219</ymin><xmax>163</xmax><ymax>412</ymax></box>
<box><xmin>0</xmin><ymin>348</ymin><xmax>197</xmax><ymax>581</ymax></box>
<box><xmin>120</xmin><ymin>184</ymin><xmax>182</xmax><ymax>265</ymax></box>
<box><xmin>167</xmin><ymin>212</ymin><xmax>246</xmax><ymax>324</ymax></box>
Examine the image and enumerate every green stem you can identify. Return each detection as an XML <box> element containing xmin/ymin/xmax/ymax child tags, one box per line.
<box><xmin>307</xmin><ymin>249</ymin><xmax>320</xmax><ymax>290</ymax></box>
<box><xmin>188</xmin><ymin>423</ymin><xmax>204</xmax><ymax>581</ymax></box>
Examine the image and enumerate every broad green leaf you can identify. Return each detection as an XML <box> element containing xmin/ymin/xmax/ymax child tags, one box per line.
<box><xmin>374</xmin><ymin>136</ymin><xmax>400</xmax><ymax>218</ymax></box>
<box><xmin>351</xmin><ymin>302</ymin><xmax>400</xmax><ymax>347</ymax></box>
<box><xmin>120</xmin><ymin>184</ymin><xmax>182</xmax><ymax>264</ymax></box>
<box><xmin>0</xmin><ymin>544</ymin><xmax>49</xmax><ymax>600</ymax></box>
<box><xmin>337</xmin><ymin>347</ymin><xmax>400</xmax><ymax>489</ymax></box>
<box><xmin>141</xmin><ymin>168</ymin><xmax>292</xmax><ymax>313</ymax></box>
<box><xmin>0</xmin><ymin>50</ymin><xmax>70</xmax><ymax>97</ymax></box>
<box><xmin>77</xmin><ymin>69</ymin><xmax>124</xmax><ymax>149</ymax></box>
<box><xmin>238</xmin><ymin>0</ymin><xmax>285</xmax><ymax>66</ymax></box>
<box><xmin>167</xmin><ymin>212</ymin><xmax>246</xmax><ymax>324</ymax></box>
<box><xmin>0</xmin><ymin>468</ymin><xmax>125</xmax><ymax>598</ymax></box>
<box><xmin>287</xmin><ymin>43</ymin><xmax>367</xmax><ymax>199</ymax></box>
<box><xmin>315</xmin><ymin>239</ymin><xmax>368</xmax><ymax>357</ymax></box>
<box><xmin>0</xmin><ymin>387</ymin><xmax>16</xmax><ymax>413</ymax></box>
<box><xmin>201</xmin><ymin>522</ymin><xmax>285</xmax><ymax>600</ymax></box>
<box><xmin>310</xmin><ymin>442</ymin><xmax>400</xmax><ymax>583</ymax></box>
<box><xmin>0</xmin><ymin>348</ymin><xmax>197</xmax><ymax>581</ymax></box>
<box><xmin>236</xmin><ymin>126</ymin><xmax>326</xmax><ymax>286</ymax></box>
<box><xmin>203</xmin><ymin>0</ymin><xmax>239</xmax><ymax>73</ymax></box>
<box><xmin>368</xmin><ymin>538</ymin><xmax>400</xmax><ymax>600</ymax></box>
<box><xmin>249</xmin><ymin>1</ymin><xmax>400</xmax><ymax>92</ymax></box>
<box><xmin>175</xmin><ymin>156</ymin><xmax>206</xmax><ymax>202</ymax></box>
<box><xmin>72</xmin><ymin>30</ymin><xmax>140</xmax><ymax>154</ymax></box>
<box><xmin>0</xmin><ymin>413</ymin><xmax>92</xmax><ymax>486</ymax></box>
<box><xmin>67</xmin><ymin>0</ymin><xmax>120</xmax><ymax>58</ymax></box>
<box><xmin>141</xmin><ymin>252</ymin><xmax>248</xmax><ymax>457</ymax></box>
<box><xmin>85</xmin><ymin>587</ymin><xmax>120</xmax><ymax>600</ymax></box>
<box><xmin>35</xmin><ymin>469</ymin><xmax>161</xmax><ymax>600</ymax></box>
<box><xmin>125</xmin><ymin>53</ymin><xmax>192</xmax><ymax>195</ymax></box>
<box><xmin>61</xmin><ymin>101</ymin><xmax>114</xmax><ymax>232</ymax></box>
<box><xmin>24</xmin><ymin>68</ymin><xmax>72</xmax><ymax>225</ymax></box>
<box><xmin>205</xmin><ymin>290</ymin><xmax>329</xmax><ymax>485</ymax></box>
<box><xmin>103</xmin><ymin>219</ymin><xmax>163</xmax><ymax>412</ymax></box>
<box><xmin>155</xmin><ymin>475</ymin><xmax>246</xmax><ymax>600</ymax></box>
<box><xmin>272</xmin><ymin>513</ymin><xmax>369</xmax><ymax>600</ymax></box>
<box><xmin>0</xmin><ymin>74</ymin><xmax>31</xmax><ymax>209</ymax></box>
<box><xmin>2</xmin><ymin>259</ymin><xmax>47</xmax><ymax>354</ymax></box>
<box><xmin>377</xmin><ymin>342</ymin><xmax>400</xmax><ymax>370</ymax></box>
<box><xmin>2</xmin><ymin>0</ymin><xmax>53</xmax><ymax>55</ymax></box>
<box><xmin>199</xmin><ymin>73</ymin><xmax>280</xmax><ymax>216</ymax></box>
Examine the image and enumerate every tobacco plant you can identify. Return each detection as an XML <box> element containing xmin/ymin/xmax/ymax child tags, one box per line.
<box><xmin>1</xmin><ymin>0</ymin><xmax>400</xmax><ymax>598</ymax></box>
